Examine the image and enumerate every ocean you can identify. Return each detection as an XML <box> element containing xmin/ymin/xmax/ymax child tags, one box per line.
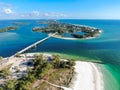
<box><xmin>0</xmin><ymin>19</ymin><xmax>120</xmax><ymax>90</ymax></box>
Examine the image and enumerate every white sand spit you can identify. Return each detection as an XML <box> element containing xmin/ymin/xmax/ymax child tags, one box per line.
<box><xmin>70</xmin><ymin>61</ymin><xmax>104</xmax><ymax>90</ymax></box>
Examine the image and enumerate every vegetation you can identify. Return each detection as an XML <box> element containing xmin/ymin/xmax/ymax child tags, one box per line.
<box><xmin>35</xmin><ymin>81</ymin><xmax>61</xmax><ymax>90</ymax></box>
<box><xmin>0</xmin><ymin>57</ymin><xmax>2</xmax><ymax>62</ymax></box>
<box><xmin>0</xmin><ymin>65</ymin><xmax>11</xmax><ymax>79</ymax></box>
<box><xmin>32</xmin><ymin>20</ymin><xmax>101</xmax><ymax>38</ymax></box>
<box><xmin>0</xmin><ymin>54</ymin><xmax>75</xmax><ymax>90</ymax></box>
<box><xmin>0</xmin><ymin>26</ymin><xmax>18</xmax><ymax>33</ymax></box>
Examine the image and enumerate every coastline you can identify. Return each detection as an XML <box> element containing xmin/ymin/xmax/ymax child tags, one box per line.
<box><xmin>69</xmin><ymin>61</ymin><xmax>104</xmax><ymax>90</ymax></box>
<box><xmin>0</xmin><ymin>53</ymin><xmax>104</xmax><ymax>90</ymax></box>
<box><xmin>0</xmin><ymin>20</ymin><xmax>119</xmax><ymax>90</ymax></box>
<box><xmin>51</xmin><ymin>35</ymin><xmax>95</xmax><ymax>40</ymax></box>
<box><xmin>50</xmin><ymin>30</ymin><xmax>102</xmax><ymax>40</ymax></box>
<box><xmin>33</xmin><ymin>20</ymin><xmax>102</xmax><ymax>41</ymax></box>
<box><xmin>20</xmin><ymin>53</ymin><xmax>104</xmax><ymax>90</ymax></box>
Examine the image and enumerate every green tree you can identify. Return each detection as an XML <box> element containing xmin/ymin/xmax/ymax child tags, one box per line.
<box><xmin>52</xmin><ymin>55</ymin><xmax>61</xmax><ymax>68</ymax></box>
<box><xmin>0</xmin><ymin>56</ymin><xmax>2</xmax><ymax>61</ymax></box>
<box><xmin>0</xmin><ymin>66</ymin><xmax>11</xmax><ymax>77</ymax></box>
<box><xmin>67</xmin><ymin>60</ymin><xmax>75</xmax><ymax>68</ymax></box>
<box><xmin>0</xmin><ymin>87</ymin><xmax>4</xmax><ymax>90</ymax></box>
<box><xmin>5</xmin><ymin>80</ymin><xmax>17</xmax><ymax>90</ymax></box>
<box><xmin>60</xmin><ymin>61</ymin><xmax>67</xmax><ymax>68</ymax></box>
<box><xmin>34</xmin><ymin>54</ymin><xmax>46</xmax><ymax>66</ymax></box>
<box><xmin>16</xmin><ymin>80</ymin><xmax>32</xmax><ymax>90</ymax></box>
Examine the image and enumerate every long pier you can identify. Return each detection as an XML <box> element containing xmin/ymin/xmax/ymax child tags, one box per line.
<box><xmin>11</xmin><ymin>32</ymin><xmax>57</xmax><ymax>57</ymax></box>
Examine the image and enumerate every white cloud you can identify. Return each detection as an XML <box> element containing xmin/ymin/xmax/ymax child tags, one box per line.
<box><xmin>60</xmin><ymin>13</ymin><xmax>67</xmax><ymax>17</ymax></box>
<box><xmin>31</xmin><ymin>11</ymin><xmax>40</xmax><ymax>16</ymax></box>
<box><xmin>19</xmin><ymin>11</ymin><xmax>40</xmax><ymax>18</ymax></box>
<box><xmin>20</xmin><ymin>14</ymin><xmax>28</xmax><ymax>17</ymax></box>
<box><xmin>2</xmin><ymin>8</ymin><xmax>14</xmax><ymax>14</ymax></box>
<box><xmin>44</xmin><ymin>13</ymin><xmax>50</xmax><ymax>17</ymax></box>
<box><xmin>0</xmin><ymin>2</ymin><xmax>15</xmax><ymax>15</ymax></box>
<box><xmin>44</xmin><ymin>12</ymin><xmax>67</xmax><ymax>17</ymax></box>
<box><xmin>18</xmin><ymin>11</ymin><xmax>67</xmax><ymax>18</ymax></box>
<box><xmin>0</xmin><ymin>2</ymin><xmax>68</xmax><ymax>19</ymax></box>
<box><xmin>0</xmin><ymin>2</ymin><xmax>13</xmax><ymax>7</ymax></box>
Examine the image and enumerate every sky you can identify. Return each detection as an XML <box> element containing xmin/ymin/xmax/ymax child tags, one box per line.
<box><xmin>0</xmin><ymin>0</ymin><xmax>120</xmax><ymax>19</ymax></box>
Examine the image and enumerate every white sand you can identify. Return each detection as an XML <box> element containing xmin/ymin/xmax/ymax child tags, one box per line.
<box><xmin>24</xmin><ymin>53</ymin><xmax>104</xmax><ymax>90</ymax></box>
<box><xmin>70</xmin><ymin>61</ymin><xmax>104</xmax><ymax>90</ymax></box>
<box><xmin>52</xmin><ymin>35</ymin><xmax>99</xmax><ymax>40</ymax></box>
<box><xmin>1</xmin><ymin>53</ymin><xmax>104</xmax><ymax>90</ymax></box>
<box><xmin>52</xmin><ymin>35</ymin><xmax>77</xmax><ymax>40</ymax></box>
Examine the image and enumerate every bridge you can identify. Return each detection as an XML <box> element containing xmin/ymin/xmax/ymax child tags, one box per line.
<box><xmin>0</xmin><ymin>32</ymin><xmax>57</xmax><ymax>69</ymax></box>
<box><xmin>11</xmin><ymin>32</ymin><xmax>57</xmax><ymax>57</ymax></box>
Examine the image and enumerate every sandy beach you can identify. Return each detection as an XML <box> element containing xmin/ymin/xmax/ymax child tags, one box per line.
<box><xmin>0</xmin><ymin>53</ymin><xmax>104</xmax><ymax>90</ymax></box>
<box><xmin>70</xmin><ymin>61</ymin><xmax>104</xmax><ymax>90</ymax></box>
<box><xmin>51</xmin><ymin>34</ymin><xmax>101</xmax><ymax>40</ymax></box>
<box><xmin>22</xmin><ymin>53</ymin><xmax>104</xmax><ymax>90</ymax></box>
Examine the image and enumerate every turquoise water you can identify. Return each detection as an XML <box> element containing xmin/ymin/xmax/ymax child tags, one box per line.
<box><xmin>0</xmin><ymin>20</ymin><xmax>120</xmax><ymax>90</ymax></box>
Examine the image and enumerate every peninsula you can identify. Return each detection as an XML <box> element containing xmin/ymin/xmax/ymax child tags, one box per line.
<box><xmin>0</xmin><ymin>53</ymin><xmax>75</xmax><ymax>90</ymax></box>
<box><xmin>0</xmin><ymin>53</ymin><xmax>103</xmax><ymax>90</ymax></box>
<box><xmin>0</xmin><ymin>26</ymin><xmax>18</xmax><ymax>33</ymax></box>
<box><xmin>32</xmin><ymin>20</ymin><xmax>102</xmax><ymax>39</ymax></box>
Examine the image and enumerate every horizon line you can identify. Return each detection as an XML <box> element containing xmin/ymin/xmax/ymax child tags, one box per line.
<box><xmin>0</xmin><ymin>18</ymin><xmax>120</xmax><ymax>20</ymax></box>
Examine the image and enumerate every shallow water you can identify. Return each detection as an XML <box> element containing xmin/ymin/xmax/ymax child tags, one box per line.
<box><xmin>0</xmin><ymin>19</ymin><xmax>120</xmax><ymax>90</ymax></box>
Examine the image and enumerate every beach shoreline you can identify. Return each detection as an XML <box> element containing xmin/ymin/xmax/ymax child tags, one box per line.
<box><xmin>21</xmin><ymin>53</ymin><xmax>104</xmax><ymax>90</ymax></box>
<box><xmin>50</xmin><ymin>30</ymin><xmax>102</xmax><ymax>40</ymax></box>
<box><xmin>0</xmin><ymin>53</ymin><xmax>104</xmax><ymax>90</ymax></box>
<box><xmin>68</xmin><ymin>61</ymin><xmax>104</xmax><ymax>90</ymax></box>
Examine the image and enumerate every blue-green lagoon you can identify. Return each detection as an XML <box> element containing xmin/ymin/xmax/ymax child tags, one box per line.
<box><xmin>0</xmin><ymin>20</ymin><xmax>120</xmax><ymax>90</ymax></box>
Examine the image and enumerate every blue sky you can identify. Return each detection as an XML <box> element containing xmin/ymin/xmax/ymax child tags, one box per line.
<box><xmin>0</xmin><ymin>0</ymin><xmax>120</xmax><ymax>19</ymax></box>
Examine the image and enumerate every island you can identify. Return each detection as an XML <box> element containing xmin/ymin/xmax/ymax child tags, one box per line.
<box><xmin>13</xmin><ymin>22</ymin><xmax>29</xmax><ymax>26</ymax></box>
<box><xmin>32</xmin><ymin>20</ymin><xmax>102</xmax><ymax>39</ymax></box>
<box><xmin>0</xmin><ymin>26</ymin><xmax>18</xmax><ymax>33</ymax></box>
<box><xmin>0</xmin><ymin>21</ymin><xmax>103</xmax><ymax>90</ymax></box>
